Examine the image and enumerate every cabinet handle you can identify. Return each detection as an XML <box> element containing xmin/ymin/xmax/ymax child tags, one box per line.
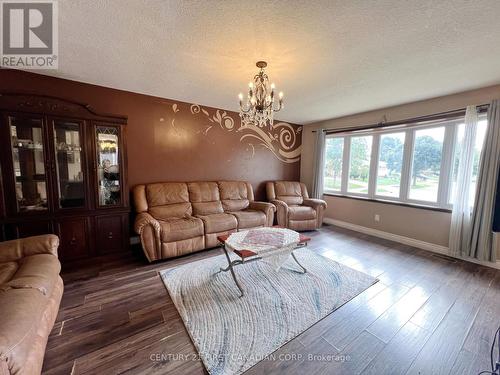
<box><xmin>108</xmin><ymin>232</ymin><xmax>113</xmax><ymax>239</ymax></box>
<box><xmin>70</xmin><ymin>237</ymin><xmax>77</xmax><ymax>245</ymax></box>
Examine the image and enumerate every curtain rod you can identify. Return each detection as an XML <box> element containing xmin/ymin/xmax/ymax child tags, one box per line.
<box><xmin>311</xmin><ymin>104</ymin><xmax>490</xmax><ymax>134</ymax></box>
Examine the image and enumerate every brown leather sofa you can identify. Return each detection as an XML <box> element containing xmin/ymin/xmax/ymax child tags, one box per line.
<box><xmin>266</xmin><ymin>181</ymin><xmax>327</xmax><ymax>231</ymax></box>
<box><xmin>0</xmin><ymin>235</ymin><xmax>63</xmax><ymax>375</ymax></box>
<box><xmin>133</xmin><ymin>181</ymin><xmax>275</xmax><ymax>261</ymax></box>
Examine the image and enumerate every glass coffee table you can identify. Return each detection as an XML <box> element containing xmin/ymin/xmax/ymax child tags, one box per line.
<box><xmin>217</xmin><ymin>227</ymin><xmax>311</xmax><ymax>297</ymax></box>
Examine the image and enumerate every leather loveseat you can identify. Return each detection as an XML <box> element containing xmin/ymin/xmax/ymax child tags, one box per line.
<box><xmin>133</xmin><ymin>181</ymin><xmax>275</xmax><ymax>261</ymax></box>
<box><xmin>266</xmin><ymin>181</ymin><xmax>327</xmax><ymax>231</ymax></box>
<box><xmin>0</xmin><ymin>235</ymin><xmax>63</xmax><ymax>375</ymax></box>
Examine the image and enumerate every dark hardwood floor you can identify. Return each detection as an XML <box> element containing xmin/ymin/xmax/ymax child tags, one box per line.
<box><xmin>42</xmin><ymin>224</ymin><xmax>500</xmax><ymax>375</ymax></box>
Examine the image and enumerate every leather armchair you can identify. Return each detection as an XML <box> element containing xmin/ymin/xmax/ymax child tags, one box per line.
<box><xmin>0</xmin><ymin>235</ymin><xmax>63</xmax><ymax>375</ymax></box>
<box><xmin>266</xmin><ymin>181</ymin><xmax>327</xmax><ymax>231</ymax></box>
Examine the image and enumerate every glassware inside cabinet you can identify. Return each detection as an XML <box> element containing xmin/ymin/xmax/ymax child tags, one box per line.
<box><xmin>96</xmin><ymin>126</ymin><xmax>121</xmax><ymax>206</ymax></box>
<box><xmin>9</xmin><ymin>116</ymin><xmax>48</xmax><ymax>213</ymax></box>
<box><xmin>54</xmin><ymin>120</ymin><xmax>86</xmax><ymax>208</ymax></box>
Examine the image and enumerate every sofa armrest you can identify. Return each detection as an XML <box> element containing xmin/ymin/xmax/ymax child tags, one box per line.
<box><xmin>302</xmin><ymin>198</ymin><xmax>327</xmax><ymax>210</ymax></box>
<box><xmin>249</xmin><ymin>201</ymin><xmax>276</xmax><ymax>227</ymax></box>
<box><xmin>0</xmin><ymin>235</ymin><xmax>59</xmax><ymax>263</ymax></box>
<box><xmin>249</xmin><ymin>201</ymin><xmax>276</xmax><ymax>213</ymax></box>
<box><xmin>134</xmin><ymin>212</ymin><xmax>160</xmax><ymax>234</ymax></box>
<box><xmin>302</xmin><ymin>198</ymin><xmax>327</xmax><ymax>228</ymax></box>
<box><xmin>270</xmin><ymin>199</ymin><xmax>289</xmax><ymax>227</ymax></box>
<box><xmin>134</xmin><ymin>212</ymin><xmax>161</xmax><ymax>262</ymax></box>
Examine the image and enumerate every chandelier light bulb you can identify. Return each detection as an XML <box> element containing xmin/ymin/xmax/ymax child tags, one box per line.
<box><xmin>238</xmin><ymin>93</ymin><xmax>243</xmax><ymax>101</ymax></box>
<box><xmin>279</xmin><ymin>91</ymin><xmax>284</xmax><ymax>99</ymax></box>
<box><xmin>271</xmin><ymin>83</ymin><xmax>276</xmax><ymax>90</ymax></box>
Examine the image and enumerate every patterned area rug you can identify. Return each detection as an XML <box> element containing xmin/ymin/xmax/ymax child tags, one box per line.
<box><xmin>160</xmin><ymin>248</ymin><xmax>377</xmax><ymax>375</ymax></box>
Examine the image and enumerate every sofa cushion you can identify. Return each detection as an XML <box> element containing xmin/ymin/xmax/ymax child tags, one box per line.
<box><xmin>188</xmin><ymin>182</ymin><xmax>224</xmax><ymax>215</ymax></box>
<box><xmin>0</xmin><ymin>254</ymin><xmax>61</xmax><ymax>297</ymax></box>
<box><xmin>159</xmin><ymin>217</ymin><xmax>204</xmax><ymax>242</ymax></box>
<box><xmin>0</xmin><ymin>277</ymin><xmax>63</xmax><ymax>375</ymax></box>
<box><xmin>146</xmin><ymin>182</ymin><xmax>192</xmax><ymax>219</ymax></box>
<box><xmin>0</xmin><ymin>235</ymin><xmax>63</xmax><ymax>375</ymax></box>
<box><xmin>0</xmin><ymin>234</ymin><xmax>59</xmax><ymax>263</ymax></box>
<box><xmin>146</xmin><ymin>182</ymin><xmax>189</xmax><ymax>206</ymax></box>
<box><xmin>197</xmin><ymin>213</ymin><xmax>237</xmax><ymax>234</ymax></box>
<box><xmin>230</xmin><ymin>210</ymin><xmax>267</xmax><ymax>229</ymax></box>
<box><xmin>218</xmin><ymin>181</ymin><xmax>253</xmax><ymax>211</ymax></box>
<box><xmin>150</xmin><ymin>203</ymin><xmax>192</xmax><ymax>220</ymax></box>
<box><xmin>288</xmin><ymin>206</ymin><xmax>317</xmax><ymax>221</ymax></box>
<box><xmin>0</xmin><ymin>288</ymin><xmax>48</xmax><ymax>373</ymax></box>
<box><xmin>274</xmin><ymin>181</ymin><xmax>305</xmax><ymax>206</ymax></box>
<box><xmin>0</xmin><ymin>262</ymin><xmax>18</xmax><ymax>284</ymax></box>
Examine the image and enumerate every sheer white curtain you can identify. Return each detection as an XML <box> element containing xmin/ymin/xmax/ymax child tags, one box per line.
<box><xmin>449</xmin><ymin>106</ymin><xmax>478</xmax><ymax>256</ymax></box>
<box><xmin>311</xmin><ymin>130</ymin><xmax>326</xmax><ymax>199</ymax></box>
<box><xmin>468</xmin><ymin>100</ymin><xmax>500</xmax><ymax>262</ymax></box>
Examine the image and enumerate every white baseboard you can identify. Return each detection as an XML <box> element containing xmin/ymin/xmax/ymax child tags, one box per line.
<box><xmin>323</xmin><ymin>218</ymin><xmax>500</xmax><ymax>270</ymax></box>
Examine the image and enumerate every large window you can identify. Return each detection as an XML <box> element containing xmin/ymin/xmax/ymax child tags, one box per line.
<box><xmin>323</xmin><ymin>114</ymin><xmax>488</xmax><ymax>209</ymax></box>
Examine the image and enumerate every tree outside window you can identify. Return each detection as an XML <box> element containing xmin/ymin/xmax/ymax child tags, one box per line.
<box><xmin>409</xmin><ymin>127</ymin><xmax>445</xmax><ymax>202</ymax></box>
<box><xmin>376</xmin><ymin>133</ymin><xmax>405</xmax><ymax>197</ymax></box>
<box><xmin>348</xmin><ymin>136</ymin><xmax>372</xmax><ymax>194</ymax></box>
<box><xmin>324</xmin><ymin>137</ymin><xmax>343</xmax><ymax>191</ymax></box>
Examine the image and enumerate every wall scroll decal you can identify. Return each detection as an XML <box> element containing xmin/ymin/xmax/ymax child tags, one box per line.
<box><xmin>190</xmin><ymin>104</ymin><xmax>235</xmax><ymax>133</ymax></box>
<box><xmin>239</xmin><ymin>121</ymin><xmax>301</xmax><ymax>163</ymax></box>
<box><xmin>174</xmin><ymin>103</ymin><xmax>301</xmax><ymax>163</ymax></box>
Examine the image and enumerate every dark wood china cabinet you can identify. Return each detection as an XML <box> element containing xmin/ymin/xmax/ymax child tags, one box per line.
<box><xmin>0</xmin><ymin>93</ymin><xmax>129</xmax><ymax>263</ymax></box>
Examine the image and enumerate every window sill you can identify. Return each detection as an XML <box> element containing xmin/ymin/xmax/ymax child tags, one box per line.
<box><xmin>323</xmin><ymin>193</ymin><xmax>452</xmax><ymax>213</ymax></box>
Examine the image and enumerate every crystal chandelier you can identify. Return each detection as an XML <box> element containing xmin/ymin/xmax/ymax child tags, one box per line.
<box><xmin>238</xmin><ymin>61</ymin><xmax>284</xmax><ymax>128</ymax></box>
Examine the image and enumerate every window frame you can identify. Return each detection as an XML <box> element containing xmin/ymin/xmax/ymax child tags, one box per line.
<box><xmin>323</xmin><ymin>117</ymin><xmax>474</xmax><ymax>210</ymax></box>
<box><xmin>373</xmin><ymin>130</ymin><xmax>406</xmax><ymax>201</ymax></box>
<box><xmin>345</xmin><ymin>134</ymin><xmax>374</xmax><ymax>197</ymax></box>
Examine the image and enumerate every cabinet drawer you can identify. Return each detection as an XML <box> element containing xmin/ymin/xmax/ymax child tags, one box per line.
<box><xmin>96</xmin><ymin>214</ymin><xmax>127</xmax><ymax>254</ymax></box>
<box><xmin>56</xmin><ymin>217</ymin><xmax>90</xmax><ymax>261</ymax></box>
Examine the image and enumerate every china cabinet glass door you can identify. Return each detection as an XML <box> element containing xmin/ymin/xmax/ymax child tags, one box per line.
<box><xmin>8</xmin><ymin>116</ymin><xmax>49</xmax><ymax>213</ymax></box>
<box><xmin>95</xmin><ymin>125</ymin><xmax>122</xmax><ymax>206</ymax></box>
<box><xmin>53</xmin><ymin>120</ymin><xmax>86</xmax><ymax>209</ymax></box>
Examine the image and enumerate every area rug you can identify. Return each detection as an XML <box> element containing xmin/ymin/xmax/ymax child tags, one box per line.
<box><xmin>160</xmin><ymin>248</ymin><xmax>377</xmax><ymax>375</ymax></box>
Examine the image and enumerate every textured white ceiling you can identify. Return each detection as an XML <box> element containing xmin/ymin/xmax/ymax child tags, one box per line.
<box><xmin>41</xmin><ymin>0</ymin><xmax>500</xmax><ymax>124</ymax></box>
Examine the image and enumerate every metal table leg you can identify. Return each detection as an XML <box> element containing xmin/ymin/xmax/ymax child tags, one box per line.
<box><xmin>291</xmin><ymin>251</ymin><xmax>307</xmax><ymax>273</ymax></box>
<box><xmin>217</xmin><ymin>240</ymin><xmax>309</xmax><ymax>296</ymax></box>
<box><xmin>220</xmin><ymin>244</ymin><xmax>244</xmax><ymax>297</ymax></box>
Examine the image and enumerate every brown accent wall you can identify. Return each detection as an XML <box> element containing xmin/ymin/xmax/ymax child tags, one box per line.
<box><xmin>0</xmin><ymin>70</ymin><xmax>302</xmax><ymax>200</ymax></box>
<box><xmin>301</xmin><ymin>84</ymin><xmax>500</xmax><ymax>248</ymax></box>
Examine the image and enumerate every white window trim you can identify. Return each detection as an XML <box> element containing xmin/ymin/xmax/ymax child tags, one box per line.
<box><xmin>340</xmin><ymin>135</ymin><xmax>350</xmax><ymax>193</ymax></box>
<box><xmin>367</xmin><ymin>134</ymin><xmax>379</xmax><ymax>197</ymax></box>
<box><xmin>323</xmin><ymin>119</ymin><xmax>467</xmax><ymax>210</ymax></box>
